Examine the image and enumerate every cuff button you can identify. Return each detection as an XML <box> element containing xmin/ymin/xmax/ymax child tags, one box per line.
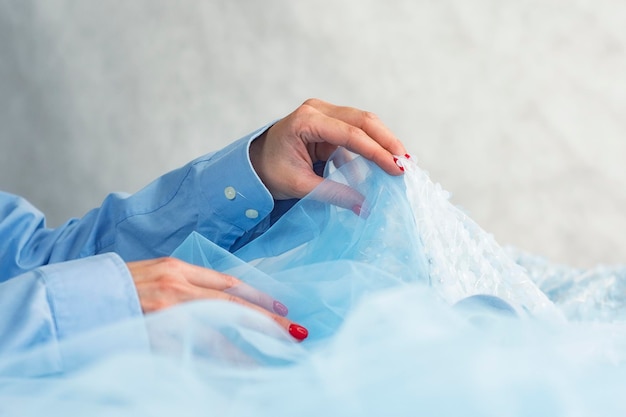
<box><xmin>224</xmin><ymin>186</ymin><xmax>237</xmax><ymax>200</ymax></box>
<box><xmin>245</xmin><ymin>209</ymin><xmax>259</xmax><ymax>219</ymax></box>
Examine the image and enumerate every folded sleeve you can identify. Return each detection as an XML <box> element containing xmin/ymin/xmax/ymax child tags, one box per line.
<box><xmin>0</xmin><ymin>253</ymin><xmax>146</xmax><ymax>362</ymax></box>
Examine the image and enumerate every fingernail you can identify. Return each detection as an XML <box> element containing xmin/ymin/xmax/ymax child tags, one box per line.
<box><xmin>393</xmin><ymin>157</ymin><xmax>405</xmax><ymax>172</ymax></box>
<box><xmin>289</xmin><ymin>323</ymin><xmax>309</xmax><ymax>341</ymax></box>
<box><xmin>273</xmin><ymin>300</ymin><xmax>289</xmax><ymax>316</ymax></box>
<box><xmin>352</xmin><ymin>204</ymin><xmax>370</xmax><ymax>218</ymax></box>
<box><xmin>404</xmin><ymin>153</ymin><xmax>412</xmax><ymax>159</ymax></box>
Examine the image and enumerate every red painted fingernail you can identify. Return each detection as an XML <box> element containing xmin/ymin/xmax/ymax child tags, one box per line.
<box><xmin>404</xmin><ymin>153</ymin><xmax>412</xmax><ymax>159</ymax></box>
<box><xmin>273</xmin><ymin>300</ymin><xmax>288</xmax><ymax>316</ymax></box>
<box><xmin>289</xmin><ymin>324</ymin><xmax>309</xmax><ymax>341</ymax></box>
<box><xmin>393</xmin><ymin>157</ymin><xmax>405</xmax><ymax>172</ymax></box>
<box><xmin>352</xmin><ymin>204</ymin><xmax>362</xmax><ymax>216</ymax></box>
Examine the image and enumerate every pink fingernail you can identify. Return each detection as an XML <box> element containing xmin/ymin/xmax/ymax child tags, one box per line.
<box><xmin>352</xmin><ymin>204</ymin><xmax>370</xmax><ymax>218</ymax></box>
<box><xmin>273</xmin><ymin>300</ymin><xmax>289</xmax><ymax>316</ymax></box>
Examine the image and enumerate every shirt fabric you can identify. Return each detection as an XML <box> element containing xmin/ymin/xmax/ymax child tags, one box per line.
<box><xmin>0</xmin><ymin>124</ymin><xmax>283</xmax><ymax>358</ymax></box>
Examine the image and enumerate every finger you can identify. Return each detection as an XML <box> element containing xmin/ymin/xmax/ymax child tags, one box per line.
<box><xmin>198</xmin><ymin>289</ymin><xmax>308</xmax><ymax>341</ymax></box>
<box><xmin>314</xmin><ymin>179</ymin><xmax>369</xmax><ymax>218</ymax></box>
<box><xmin>299</xmin><ymin>110</ymin><xmax>404</xmax><ymax>176</ymax></box>
<box><xmin>225</xmin><ymin>282</ymin><xmax>288</xmax><ymax>317</ymax></box>
<box><xmin>315</xmin><ymin>146</ymin><xmax>356</xmax><ymax>171</ymax></box>
<box><xmin>182</xmin><ymin>264</ymin><xmax>290</xmax><ymax>317</ymax></box>
<box><xmin>296</xmin><ymin>170</ymin><xmax>369</xmax><ymax>217</ymax></box>
<box><xmin>326</xmin><ymin>147</ymin><xmax>367</xmax><ymax>190</ymax></box>
<box><xmin>130</xmin><ymin>259</ymin><xmax>308</xmax><ymax>340</ymax></box>
<box><xmin>302</xmin><ymin>98</ymin><xmax>407</xmax><ymax>157</ymax></box>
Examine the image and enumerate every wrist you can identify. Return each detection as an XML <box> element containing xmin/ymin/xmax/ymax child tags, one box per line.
<box><xmin>248</xmin><ymin>129</ymin><xmax>276</xmax><ymax>198</ymax></box>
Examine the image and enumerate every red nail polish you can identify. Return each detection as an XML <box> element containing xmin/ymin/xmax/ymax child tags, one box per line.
<box><xmin>393</xmin><ymin>157</ymin><xmax>405</xmax><ymax>171</ymax></box>
<box><xmin>289</xmin><ymin>324</ymin><xmax>309</xmax><ymax>341</ymax></box>
<box><xmin>404</xmin><ymin>153</ymin><xmax>411</xmax><ymax>159</ymax></box>
<box><xmin>273</xmin><ymin>300</ymin><xmax>289</xmax><ymax>316</ymax></box>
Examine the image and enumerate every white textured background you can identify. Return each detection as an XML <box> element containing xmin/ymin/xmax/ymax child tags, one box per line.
<box><xmin>1</xmin><ymin>0</ymin><xmax>624</xmax><ymax>268</ymax></box>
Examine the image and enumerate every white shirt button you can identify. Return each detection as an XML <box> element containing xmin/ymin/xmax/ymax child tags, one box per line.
<box><xmin>245</xmin><ymin>209</ymin><xmax>259</xmax><ymax>219</ymax></box>
<box><xmin>224</xmin><ymin>186</ymin><xmax>236</xmax><ymax>200</ymax></box>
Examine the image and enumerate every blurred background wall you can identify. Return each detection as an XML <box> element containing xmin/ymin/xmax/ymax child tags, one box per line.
<box><xmin>0</xmin><ymin>0</ymin><xmax>624</xmax><ymax>268</ymax></box>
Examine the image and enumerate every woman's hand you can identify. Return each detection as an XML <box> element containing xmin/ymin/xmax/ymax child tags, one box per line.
<box><xmin>127</xmin><ymin>257</ymin><xmax>308</xmax><ymax>341</ymax></box>
<box><xmin>125</xmin><ymin>100</ymin><xmax>406</xmax><ymax>342</ymax></box>
<box><xmin>249</xmin><ymin>99</ymin><xmax>407</xmax><ymax>203</ymax></box>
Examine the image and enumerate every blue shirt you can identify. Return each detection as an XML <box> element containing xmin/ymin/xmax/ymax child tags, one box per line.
<box><xmin>0</xmin><ymin>125</ymin><xmax>280</xmax><ymax>357</ymax></box>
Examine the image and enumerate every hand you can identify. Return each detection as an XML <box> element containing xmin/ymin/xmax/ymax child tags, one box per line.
<box><xmin>249</xmin><ymin>99</ymin><xmax>407</xmax><ymax>206</ymax></box>
<box><xmin>127</xmin><ymin>257</ymin><xmax>309</xmax><ymax>341</ymax></box>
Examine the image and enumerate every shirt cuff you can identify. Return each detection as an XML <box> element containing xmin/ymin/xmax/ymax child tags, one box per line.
<box><xmin>194</xmin><ymin>124</ymin><xmax>276</xmax><ymax>242</ymax></box>
<box><xmin>42</xmin><ymin>253</ymin><xmax>144</xmax><ymax>341</ymax></box>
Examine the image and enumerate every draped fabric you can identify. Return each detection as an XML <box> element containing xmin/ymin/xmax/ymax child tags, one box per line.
<box><xmin>2</xmin><ymin>152</ymin><xmax>625</xmax><ymax>416</ymax></box>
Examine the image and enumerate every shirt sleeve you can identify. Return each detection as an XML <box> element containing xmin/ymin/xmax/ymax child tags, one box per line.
<box><xmin>0</xmin><ymin>123</ymin><xmax>276</xmax><ymax>280</ymax></box>
<box><xmin>0</xmin><ymin>123</ymin><xmax>279</xmax><ymax>359</ymax></box>
<box><xmin>0</xmin><ymin>253</ymin><xmax>147</xmax><ymax>368</ymax></box>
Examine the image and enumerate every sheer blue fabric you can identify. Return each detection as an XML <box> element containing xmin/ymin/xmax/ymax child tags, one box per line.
<box><xmin>2</xmin><ymin>152</ymin><xmax>625</xmax><ymax>416</ymax></box>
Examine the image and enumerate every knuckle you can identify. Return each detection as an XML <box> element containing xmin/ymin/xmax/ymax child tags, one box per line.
<box><xmin>293</xmin><ymin>102</ymin><xmax>316</xmax><ymax>121</ymax></box>
<box><xmin>289</xmin><ymin>113</ymin><xmax>316</xmax><ymax>142</ymax></box>
<box><xmin>286</xmin><ymin>175</ymin><xmax>311</xmax><ymax>197</ymax></box>
<box><xmin>158</xmin><ymin>256</ymin><xmax>184</xmax><ymax>272</ymax></box>
<box><xmin>156</xmin><ymin>275</ymin><xmax>183</xmax><ymax>293</ymax></box>
<box><xmin>302</xmin><ymin>97</ymin><xmax>322</xmax><ymax>108</ymax></box>
<box><xmin>346</xmin><ymin>124</ymin><xmax>363</xmax><ymax>139</ymax></box>
<box><xmin>221</xmin><ymin>273</ymin><xmax>239</xmax><ymax>289</ymax></box>
<box><xmin>362</xmin><ymin>111</ymin><xmax>379</xmax><ymax>123</ymax></box>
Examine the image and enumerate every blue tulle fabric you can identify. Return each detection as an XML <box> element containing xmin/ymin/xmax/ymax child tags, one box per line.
<box><xmin>2</xmin><ymin>152</ymin><xmax>626</xmax><ymax>416</ymax></box>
